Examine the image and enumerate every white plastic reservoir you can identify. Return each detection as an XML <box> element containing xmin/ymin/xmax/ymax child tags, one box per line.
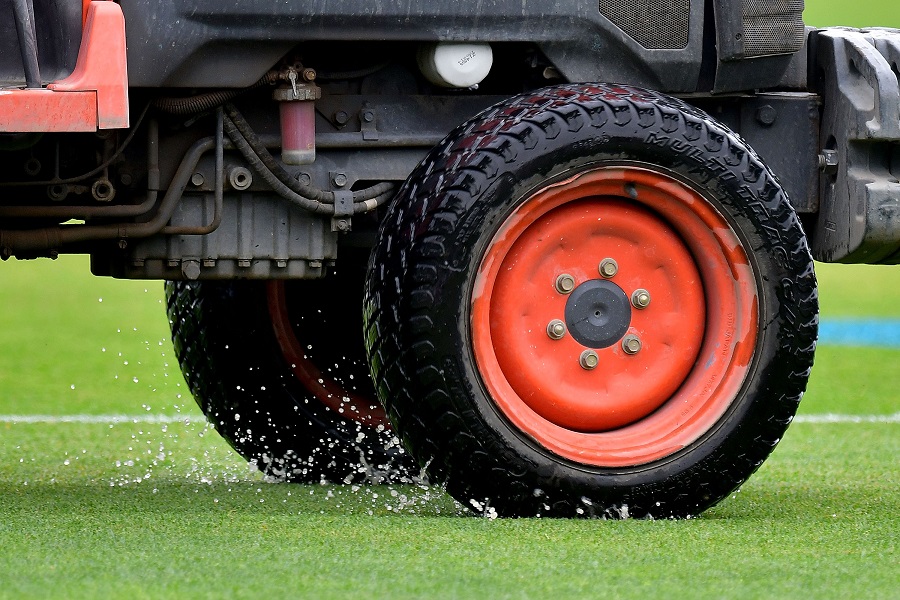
<box><xmin>417</xmin><ymin>42</ymin><xmax>494</xmax><ymax>88</ymax></box>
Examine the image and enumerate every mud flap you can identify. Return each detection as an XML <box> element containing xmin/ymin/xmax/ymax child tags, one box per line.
<box><xmin>812</xmin><ymin>28</ymin><xmax>900</xmax><ymax>264</ymax></box>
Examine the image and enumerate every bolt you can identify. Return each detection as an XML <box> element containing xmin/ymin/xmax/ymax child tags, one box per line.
<box><xmin>332</xmin><ymin>172</ymin><xmax>348</xmax><ymax>187</ymax></box>
<box><xmin>191</xmin><ymin>172</ymin><xmax>205</xmax><ymax>187</ymax></box>
<box><xmin>47</xmin><ymin>184</ymin><xmax>69</xmax><ymax>202</ymax></box>
<box><xmin>622</xmin><ymin>335</ymin><xmax>642</xmax><ymax>355</ymax></box>
<box><xmin>818</xmin><ymin>149</ymin><xmax>839</xmax><ymax>175</ymax></box>
<box><xmin>119</xmin><ymin>172</ymin><xmax>133</xmax><ymax>186</ymax></box>
<box><xmin>229</xmin><ymin>167</ymin><xmax>253</xmax><ymax>190</ymax></box>
<box><xmin>631</xmin><ymin>289</ymin><xmax>651</xmax><ymax>309</ymax></box>
<box><xmin>555</xmin><ymin>274</ymin><xmax>576</xmax><ymax>294</ymax></box>
<box><xmin>755</xmin><ymin>105</ymin><xmax>777</xmax><ymax>126</ymax></box>
<box><xmin>579</xmin><ymin>349</ymin><xmax>599</xmax><ymax>370</ymax></box>
<box><xmin>362</xmin><ymin>110</ymin><xmax>375</xmax><ymax>123</ymax></box>
<box><xmin>91</xmin><ymin>178</ymin><xmax>115</xmax><ymax>202</ymax></box>
<box><xmin>333</xmin><ymin>110</ymin><xmax>350</xmax><ymax>126</ymax></box>
<box><xmin>302</xmin><ymin>68</ymin><xmax>317</xmax><ymax>82</ymax></box>
<box><xmin>599</xmin><ymin>258</ymin><xmax>618</xmax><ymax>278</ymax></box>
<box><xmin>23</xmin><ymin>158</ymin><xmax>41</xmax><ymax>176</ymax></box>
<box><xmin>547</xmin><ymin>319</ymin><xmax>567</xmax><ymax>340</ymax></box>
<box><xmin>181</xmin><ymin>260</ymin><xmax>201</xmax><ymax>281</ymax></box>
<box><xmin>297</xmin><ymin>172</ymin><xmax>312</xmax><ymax>185</ymax></box>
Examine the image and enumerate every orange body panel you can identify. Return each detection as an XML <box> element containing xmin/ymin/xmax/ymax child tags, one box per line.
<box><xmin>0</xmin><ymin>1</ymin><xmax>128</xmax><ymax>132</ymax></box>
<box><xmin>0</xmin><ymin>89</ymin><xmax>97</xmax><ymax>131</ymax></box>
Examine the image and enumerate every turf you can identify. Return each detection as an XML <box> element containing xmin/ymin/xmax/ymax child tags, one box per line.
<box><xmin>3</xmin><ymin>3</ymin><xmax>900</xmax><ymax>594</ymax></box>
<box><xmin>0</xmin><ymin>257</ymin><xmax>188</xmax><ymax>416</ymax></box>
<box><xmin>0</xmin><ymin>421</ymin><xmax>896</xmax><ymax>599</ymax></box>
<box><xmin>1</xmin><ymin>256</ymin><xmax>898</xmax><ymax>598</ymax></box>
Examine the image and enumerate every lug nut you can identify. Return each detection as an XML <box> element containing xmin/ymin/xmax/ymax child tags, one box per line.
<box><xmin>631</xmin><ymin>289</ymin><xmax>651</xmax><ymax>309</ymax></box>
<box><xmin>599</xmin><ymin>258</ymin><xmax>618</xmax><ymax>278</ymax></box>
<box><xmin>579</xmin><ymin>349</ymin><xmax>599</xmax><ymax>370</ymax></box>
<box><xmin>547</xmin><ymin>319</ymin><xmax>567</xmax><ymax>340</ymax></box>
<box><xmin>622</xmin><ymin>335</ymin><xmax>642</xmax><ymax>355</ymax></box>
<box><xmin>555</xmin><ymin>274</ymin><xmax>576</xmax><ymax>294</ymax></box>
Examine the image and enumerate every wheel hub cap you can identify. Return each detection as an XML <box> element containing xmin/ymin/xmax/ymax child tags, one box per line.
<box><xmin>564</xmin><ymin>279</ymin><xmax>631</xmax><ymax>349</ymax></box>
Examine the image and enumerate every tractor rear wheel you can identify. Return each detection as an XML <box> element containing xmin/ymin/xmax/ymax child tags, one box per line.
<box><xmin>166</xmin><ymin>252</ymin><xmax>415</xmax><ymax>484</ymax></box>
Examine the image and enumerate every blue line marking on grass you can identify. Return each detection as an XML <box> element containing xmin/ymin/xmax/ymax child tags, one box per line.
<box><xmin>818</xmin><ymin>319</ymin><xmax>900</xmax><ymax>347</ymax></box>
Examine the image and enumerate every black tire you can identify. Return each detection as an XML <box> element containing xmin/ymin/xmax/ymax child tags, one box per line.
<box><xmin>166</xmin><ymin>255</ymin><xmax>415</xmax><ymax>484</ymax></box>
<box><xmin>364</xmin><ymin>83</ymin><xmax>818</xmax><ymax>518</ymax></box>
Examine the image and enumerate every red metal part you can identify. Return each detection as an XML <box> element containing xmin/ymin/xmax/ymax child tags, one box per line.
<box><xmin>266</xmin><ymin>281</ymin><xmax>391</xmax><ymax>429</ymax></box>
<box><xmin>471</xmin><ymin>167</ymin><xmax>758</xmax><ymax>468</ymax></box>
<box><xmin>0</xmin><ymin>1</ymin><xmax>128</xmax><ymax>132</ymax></box>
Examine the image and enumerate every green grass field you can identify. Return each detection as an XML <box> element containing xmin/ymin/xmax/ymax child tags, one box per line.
<box><xmin>805</xmin><ymin>0</ymin><xmax>900</xmax><ymax>28</ymax></box>
<box><xmin>2</xmin><ymin>2</ymin><xmax>900</xmax><ymax>597</ymax></box>
<box><xmin>1</xmin><ymin>257</ymin><xmax>898</xmax><ymax>599</ymax></box>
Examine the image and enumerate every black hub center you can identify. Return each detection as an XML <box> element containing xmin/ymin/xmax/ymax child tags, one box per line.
<box><xmin>564</xmin><ymin>279</ymin><xmax>632</xmax><ymax>349</ymax></box>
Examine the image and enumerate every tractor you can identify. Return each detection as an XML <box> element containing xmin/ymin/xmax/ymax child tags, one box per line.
<box><xmin>1</xmin><ymin>0</ymin><xmax>897</xmax><ymax>517</ymax></box>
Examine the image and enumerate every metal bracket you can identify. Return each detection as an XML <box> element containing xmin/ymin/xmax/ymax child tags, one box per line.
<box><xmin>331</xmin><ymin>190</ymin><xmax>354</xmax><ymax>232</ymax></box>
<box><xmin>360</xmin><ymin>107</ymin><xmax>379</xmax><ymax>141</ymax></box>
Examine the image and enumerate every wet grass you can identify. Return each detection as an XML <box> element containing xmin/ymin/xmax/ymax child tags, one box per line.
<box><xmin>0</xmin><ymin>421</ymin><xmax>896</xmax><ymax>599</ymax></box>
<box><xmin>1</xmin><ymin>256</ymin><xmax>899</xmax><ymax>598</ymax></box>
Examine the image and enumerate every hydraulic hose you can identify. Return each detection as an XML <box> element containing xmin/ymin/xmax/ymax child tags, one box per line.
<box><xmin>153</xmin><ymin>72</ymin><xmax>281</xmax><ymax>115</ymax></box>
<box><xmin>224</xmin><ymin>104</ymin><xmax>395</xmax><ymax>206</ymax></box>
<box><xmin>223</xmin><ymin>115</ymin><xmax>334</xmax><ymax>215</ymax></box>
<box><xmin>224</xmin><ymin>104</ymin><xmax>333</xmax><ymax>203</ymax></box>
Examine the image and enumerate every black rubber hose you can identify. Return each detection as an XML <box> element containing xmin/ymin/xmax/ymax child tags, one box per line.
<box><xmin>225</xmin><ymin>104</ymin><xmax>396</xmax><ymax>204</ymax></box>
<box><xmin>154</xmin><ymin>72</ymin><xmax>281</xmax><ymax>115</ymax></box>
<box><xmin>352</xmin><ymin>181</ymin><xmax>395</xmax><ymax>202</ymax></box>
<box><xmin>223</xmin><ymin>115</ymin><xmax>334</xmax><ymax>215</ymax></box>
<box><xmin>224</xmin><ymin>104</ymin><xmax>334</xmax><ymax>203</ymax></box>
<box><xmin>12</xmin><ymin>0</ymin><xmax>41</xmax><ymax>88</ymax></box>
<box><xmin>353</xmin><ymin>187</ymin><xmax>395</xmax><ymax>214</ymax></box>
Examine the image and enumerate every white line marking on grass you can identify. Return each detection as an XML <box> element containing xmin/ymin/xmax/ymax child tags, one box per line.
<box><xmin>0</xmin><ymin>414</ymin><xmax>198</xmax><ymax>424</ymax></box>
<box><xmin>793</xmin><ymin>413</ymin><xmax>900</xmax><ymax>424</ymax></box>
<box><xmin>1</xmin><ymin>414</ymin><xmax>898</xmax><ymax>424</ymax></box>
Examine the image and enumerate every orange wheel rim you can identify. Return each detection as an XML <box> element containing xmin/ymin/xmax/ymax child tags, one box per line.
<box><xmin>471</xmin><ymin>167</ymin><xmax>757</xmax><ymax>467</ymax></box>
<box><xmin>267</xmin><ymin>281</ymin><xmax>390</xmax><ymax>428</ymax></box>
